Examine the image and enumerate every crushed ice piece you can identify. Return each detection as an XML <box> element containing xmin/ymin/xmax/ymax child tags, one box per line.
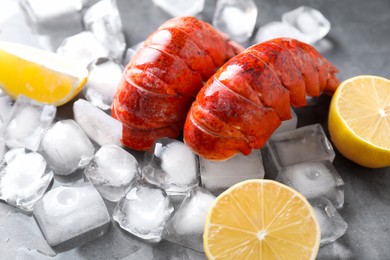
<box><xmin>0</xmin><ymin>140</ymin><xmax>5</xmax><ymax>161</ymax></box>
<box><xmin>56</xmin><ymin>31</ymin><xmax>110</xmax><ymax>68</ymax></box>
<box><xmin>39</xmin><ymin>119</ymin><xmax>95</xmax><ymax>176</ymax></box>
<box><xmin>3</xmin><ymin>95</ymin><xmax>56</xmax><ymax>151</ymax></box>
<box><xmin>310</xmin><ymin>197</ymin><xmax>348</xmax><ymax>245</ymax></box>
<box><xmin>83</xmin><ymin>0</ymin><xmax>126</xmax><ymax>61</ymax></box>
<box><xmin>142</xmin><ymin>138</ymin><xmax>199</xmax><ymax>195</ymax></box>
<box><xmin>200</xmin><ymin>149</ymin><xmax>264</xmax><ymax>195</ymax></box>
<box><xmin>0</xmin><ymin>90</ymin><xmax>13</xmax><ymax>124</ymax></box>
<box><xmin>113</xmin><ymin>181</ymin><xmax>174</xmax><ymax>242</ymax></box>
<box><xmin>84</xmin><ymin>144</ymin><xmax>140</xmax><ymax>202</ymax></box>
<box><xmin>213</xmin><ymin>0</ymin><xmax>258</xmax><ymax>43</ymax></box>
<box><xmin>20</xmin><ymin>0</ymin><xmax>84</xmax><ymax>35</ymax></box>
<box><xmin>272</xmin><ymin>107</ymin><xmax>298</xmax><ymax>136</ymax></box>
<box><xmin>254</xmin><ymin>21</ymin><xmax>304</xmax><ymax>43</ymax></box>
<box><xmin>317</xmin><ymin>241</ymin><xmax>354</xmax><ymax>260</ymax></box>
<box><xmin>152</xmin><ymin>0</ymin><xmax>205</xmax><ymax>17</ymax></box>
<box><xmin>0</xmin><ymin>148</ymin><xmax>53</xmax><ymax>211</ymax></box>
<box><xmin>84</xmin><ymin>59</ymin><xmax>123</xmax><ymax>110</ymax></box>
<box><xmin>164</xmin><ymin>187</ymin><xmax>215</xmax><ymax>252</ymax></box>
<box><xmin>267</xmin><ymin>124</ymin><xmax>335</xmax><ymax>171</ymax></box>
<box><xmin>282</xmin><ymin>6</ymin><xmax>331</xmax><ymax>44</ymax></box>
<box><xmin>276</xmin><ymin>160</ymin><xmax>344</xmax><ymax>209</ymax></box>
<box><xmin>33</xmin><ymin>183</ymin><xmax>110</xmax><ymax>249</ymax></box>
<box><xmin>73</xmin><ymin>99</ymin><xmax>122</xmax><ymax>146</ymax></box>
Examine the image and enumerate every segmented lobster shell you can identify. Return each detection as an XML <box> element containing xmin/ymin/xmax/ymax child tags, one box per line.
<box><xmin>184</xmin><ymin>38</ymin><xmax>340</xmax><ymax>161</ymax></box>
<box><xmin>112</xmin><ymin>16</ymin><xmax>242</xmax><ymax>151</ymax></box>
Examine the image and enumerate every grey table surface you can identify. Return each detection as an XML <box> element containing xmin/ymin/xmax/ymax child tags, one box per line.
<box><xmin>1</xmin><ymin>0</ymin><xmax>390</xmax><ymax>259</ymax></box>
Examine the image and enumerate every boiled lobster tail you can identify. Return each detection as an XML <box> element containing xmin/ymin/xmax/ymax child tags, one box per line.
<box><xmin>112</xmin><ymin>16</ymin><xmax>243</xmax><ymax>151</ymax></box>
<box><xmin>184</xmin><ymin>38</ymin><xmax>339</xmax><ymax>161</ymax></box>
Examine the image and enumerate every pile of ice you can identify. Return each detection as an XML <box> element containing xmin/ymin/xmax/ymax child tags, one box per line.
<box><xmin>0</xmin><ymin>1</ymin><xmax>345</xmax><ymax>256</ymax></box>
<box><xmin>255</xmin><ymin>6</ymin><xmax>331</xmax><ymax>46</ymax></box>
<box><xmin>263</xmin><ymin>123</ymin><xmax>348</xmax><ymax>247</ymax></box>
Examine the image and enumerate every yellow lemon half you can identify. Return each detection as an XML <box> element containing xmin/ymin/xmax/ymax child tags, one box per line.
<box><xmin>328</xmin><ymin>75</ymin><xmax>390</xmax><ymax>168</ymax></box>
<box><xmin>204</xmin><ymin>179</ymin><xmax>320</xmax><ymax>260</ymax></box>
<box><xmin>0</xmin><ymin>41</ymin><xmax>88</xmax><ymax>106</ymax></box>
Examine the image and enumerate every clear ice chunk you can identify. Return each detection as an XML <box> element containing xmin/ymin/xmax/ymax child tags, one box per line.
<box><xmin>0</xmin><ymin>90</ymin><xmax>13</xmax><ymax>124</ymax></box>
<box><xmin>0</xmin><ymin>148</ymin><xmax>53</xmax><ymax>211</ymax></box>
<box><xmin>0</xmin><ymin>139</ymin><xmax>5</xmax><ymax>161</ymax></box>
<box><xmin>122</xmin><ymin>41</ymin><xmax>144</xmax><ymax>66</ymax></box>
<box><xmin>317</xmin><ymin>241</ymin><xmax>354</xmax><ymax>260</ymax></box>
<box><xmin>33</xmin><ymin>182</ymin><xmax>110</xmax><ymax>249</ymax></box>
<box><xmin>200</xmin><ymin>149</ymin><xmax>264</xmax><ymax>195</ymax></box>
<box><xmin>3</xmin><ymin>95</ymin><xmax>56</xmax><ymax>151</ymax></box>
<box><xmin>152</xmin><ymin>0</ymin><xmax>205</xmax><ymax>17</ymax></box>
<box><xmin>282</xmin><ymin>6</ymin><xmax>331</xmax><ymax>44</ymax></box>
<box><xmin>20</xmin><ymin>0</ymin><xmax>84</xmax><ymax>35</ymax></box>
<box><xmin>39</xmin><ymin>119</ymin><xmax>95</xmax><ymax>176</ymax></box>
<box><xmin>213</xmin><ymin>0</ymin><xmax>258</xmax><ymax>43</ymax></box>
<box><xmin>272</xmin><ymin>107</ymin><xmax>298</xmax><ymax>136</ymax></box>
<box><xmin>254</xmin><ymin>21</ymin><xmax>304</xmax><ymax>43</ymax></box>
<box><xmin>113</xmin><ymin>181</ymin><xmax>174</xmax><ymax>242</ymax></box>
<box><xmin>83</xmin><ymin>0</ymin><xmax>126</xmax><ymax>61</ymax></box>
<box><xmin>73</xmin><ymin>99</ymin><xmax>122</xmax><ymax>147</ymax></box>
<box><xmin>276</xmin><ymin>160</ymin><xmax>344</xmax><ymax>209</ymax></box>
<box><xmin>142</xmin><ymin>138</ymin><xmax>199</xmax><ymax>195</ymax></box>
<box><xmin>56</xmin><ymin>31</ymin><xmax>110</xmax><ymax>68</ymax></box>
<box><xmin>267</xmin><ymin>124</ymin><xmax>335</xmax><ymax>171</ymax></box>
<box><xmin>84</xmin><ymin>144</ymin><xmax>140</xmax><ymax>202</ymax></box>
<box><xmin>84</xmin><ymin>59</ymin><xmax>123</xmax><ymax>110</ymax></box>
<box><xmin>164</xmin><ymin>187</ymin><xmax>216</xmax><ymax>252</ymax></box>
<box><xmin>310</xmin><ymin>197</ymin><xmax>348</xmax><ymax>245</ymax></box>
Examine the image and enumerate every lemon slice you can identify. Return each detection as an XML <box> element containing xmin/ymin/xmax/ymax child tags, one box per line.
<box><xmin>204</xmin><ymin>179</ymin><xmax>320</xmax><ymax>259</ymax></box>
<box><xmin>328</xmin><ymin>75</ymin><xmax>390</xmax><ymax>168</ymax></box>
<box><xmin>0</xmin><ymin>41</ymin><xmax>88</xmax><ymax>106</ymax></box>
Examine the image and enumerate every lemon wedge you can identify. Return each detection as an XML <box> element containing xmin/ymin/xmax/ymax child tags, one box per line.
<box><xmin>0</xmin><ymin>41</ymin><xmax>88</xmax><ymax>106</ymax></box>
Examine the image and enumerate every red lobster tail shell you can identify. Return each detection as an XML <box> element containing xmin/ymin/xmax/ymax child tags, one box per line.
<box><xmin>184</xmin><ymin>38</ymin><xmax>340</xmax><ymax>161</ymax></box>
<box><xmin>112</xmin><ymin>16</ymin><xmax>243</xmax><ymax>151</ymax></box>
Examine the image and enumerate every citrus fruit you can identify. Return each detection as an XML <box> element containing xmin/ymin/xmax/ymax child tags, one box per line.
<box><xmin>328</xmin><ymin>75</ymin><xmax>390</xmax><ymax>168</ymax></box>
<box><xmin>203</xmin><ymin>179</ymin><xmax>320</xmax><ymax>259</ymax></box>
<box><xmin>0</xmin><ymin>41</ymin><xmax>88</xmax><ymax>106</ymax></box>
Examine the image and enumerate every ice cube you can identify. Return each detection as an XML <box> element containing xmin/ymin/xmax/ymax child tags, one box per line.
<box><xmin>113</xmin><ymin>181</ymin><xmax>174</xmax><ymax>242</ymax></box>
<box><xmin>282</xmin><ymin>6</ymin><xmax>331</xmax><ymax>44</ymax></box>
<box><xmin>3</xmin><ymin>95</ymin><xmax>56</xmax><ymax>151</ymax></box>
<box><xmin>254</xmin><ymin>21</ymin><xmax>304</xmax><ymax>43</ymax></box>
<box><xmin>0</xmin><ymin>140</ymin><xmax>5</xmax><ymax>161</ymax></box>
<box><xmin>39</xmin><ymin>119</ymin><xmax>95</xmax><ymax>176</ymax></box>
<box><xmin>83</xmin><ymin>0</ymin><xmax>126</xmax><ymax>61</ymax></box>
<box><xmin>213</xmin><ymin>0</ymin><xmax>258</xmax><ymax>43</ymax></box>
<box><xmin>310</xmin><ymin>197</ymin><xmax>348</xmax><ymax>245</ymax></box>
<box><xmin>73</xmin><ymin>99</ymin><xmax>122</xmax><ymax>146</ymax></box>
<box><xmin>83</xmin><ymin>59</ymin><xmax>123</xmax><ymax>110</ymax></box>
<box><xmin>272</xmin><ymin>107</ymin><xmax>298</xmax><ymax>136</ymax></box>
<box><xmin>20</xmin><ymin>0</ymin><xmax>84</xmax><ymax>35</ymax></box>
<box><xmin>0</xmin><ymin>91</ymin><xmax>13</xmax><ymax>124</ymax></box>
<box><xmin>122</xmin><ymin>41</ymin><xmax>144</xmax><ymax>66</ymax></box>
<box><xmin>56</xmin><ymin>31</ymin><xmax>110</xmax><ymax>68</ymax></box>
<box><xmin>142</xmin><ymin>138</ymin><xmax>199</xmax><ymax>195</ymax></box>
<box><xmin>33</xmin><ymin>182</ymin><xmax>110</xmax><ymax>250</ymax></box>
<box><xmin>164</xmin><ymin>187</ymin><xmax>215</xmax><ymax>252</ymax></box>
<box><xmin>84</xmin><ymin>144</ymin><xmax>140</xmax><ymax>202</ymax></box>
<box><xmin>0</xmin><ymin>148</ymin><xmax>53</xmax><ymax>211</ymax></box>
<box><xmin>276</xmin><ymin>161</ymin><xmax>344</xmax><ymax>209</ymax></box>
<box><xmin>317</xmin><ymin>241</ymin><xmax>354</xmax><ymax>260</ymax></box>
<box><xmin>152</xmin><ymin>0</ymin><xmax>205</xmax><ymax>17</ymax></box>
<box><xmin>267</xmin><ymin>124</ymin><xmax>335</xmax><ymax>171</ymax></box>
<box><xmin>200</xmin><ymin>149</ymin><xmax>264</xmax><ymax>195</ymax></box>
